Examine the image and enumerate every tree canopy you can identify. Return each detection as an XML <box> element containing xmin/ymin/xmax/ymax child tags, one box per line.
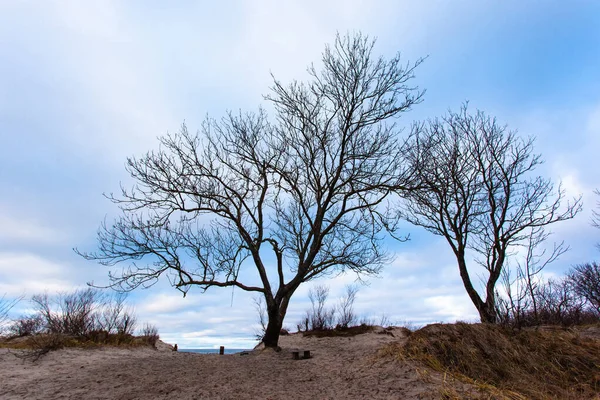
<box><xmin>78</xmin><ymin>32</ymin><xmax>424</xmax><ymax>348</ymax></box>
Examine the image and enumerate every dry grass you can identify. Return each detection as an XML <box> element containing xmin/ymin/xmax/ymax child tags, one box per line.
<box><xmin>381</xmin><ymin>322</ymin><xmax>600</xmax><ymax>400</ymax></box>
<box><xmin>301</xmin><ymin>323</ymin><xmax>376</xmax><ymax>338</ymax></box>
<box><xmin>0</xmin><ymin>332</ymin><xmax>158</xmax><ymax>361</ymax></box>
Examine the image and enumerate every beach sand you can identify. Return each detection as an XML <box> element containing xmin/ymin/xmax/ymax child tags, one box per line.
<box><xmin>0</xmin><ymin>327</ymin><xmax>476</xmax><ymax>399</ymax></box>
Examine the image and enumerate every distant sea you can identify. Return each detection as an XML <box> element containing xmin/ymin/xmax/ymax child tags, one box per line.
<box><xmin>179</xmin><ymin>348</ymin><xmax>251</xmax><ymax>355</ymax></box>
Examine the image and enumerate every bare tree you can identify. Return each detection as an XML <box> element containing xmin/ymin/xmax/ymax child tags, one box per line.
<box><xmin>76</xmin><ymin>33</ymin><xmax>424</xmax><ymax>348</ymax></box>
<box><xmin>495</xmin><ymin>227</ymin><xmax>568</xmax><ymax>327</ymax></box>
<box><xmin>95</xmin><ymin>292</ymin><xmax>137</xmax><ymax>335</ymax></box>
<box><xmin>520</xmin><ymin>229</ymin><xmax>568</xmax><ymax>323</ymax></box>
<box><xmin>400</xmin><ymin>104</ymin><xmax>581</xmax><ymax>323</ymax></box>
<box><xmin>306</xmin><ymin>284</ymin><xmax>336</xmax><ymax>331</ymax></box>
<box><xmin>336</xmin><ymin>284</ymin><xmax>359</xmax><ymax>328</ymax></box>
<box><xmin>535</xmin><ymin>277</ymin><xmax>589</xmax><ymax>325</ymax></box>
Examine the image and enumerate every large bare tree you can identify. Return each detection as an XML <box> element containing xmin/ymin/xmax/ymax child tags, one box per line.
<box><xmin>77</xmin><ymin>33</ymin><xmax>424</xmax><ymax>348</ymax></box>
<box><xmin>400</xmin><ymin>105</ymin><xmax>581</xmax><ymax>323</ymax></box>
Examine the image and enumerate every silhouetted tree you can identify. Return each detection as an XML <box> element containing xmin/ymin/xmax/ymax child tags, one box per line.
<box><xmin>400</xmin><ymin>105</ymin><xmax>581</xmax><ymax>323</ymax></box>
<box><xmin>77</xmin><ymin>33</ymin><xmax>424</xmax><ymax>348</ymax></box>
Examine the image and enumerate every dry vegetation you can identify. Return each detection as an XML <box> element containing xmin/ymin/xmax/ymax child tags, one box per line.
<box><xmin>0</xmin><ymin>288</ymin><xmax>160</xmax><ymax>361</ymax></box>
<box><xmin>381</xmin><ymin>322</ymin><xmax>600</xmax><ymax>399</ymax></box>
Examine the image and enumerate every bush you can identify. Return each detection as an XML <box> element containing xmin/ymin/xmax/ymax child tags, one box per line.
<box><xmin>297</xmin><ymin>285</ymin><xmax>336</xmax><ymax>332</ymax></box>
<box><xmin>297</xmin><ymin>284</ymin><xmax>390</xmax><ymax>336</ymax></box>
<box><xmin>141</xmin><ymin>323</ymin><xmax>159</xmax><ymax>347</ymax></box>
<box><xmin>336</xmin><ymin>285</ymin><xmax>358</xmax><ymax>329</ymax></box>
<box><xmin>30</xmin><ymin>288</ymin><xmax>138</xmax><ymax>337</ymax></box>
<box><xmin>2</xmin><ymin>288</ymin><xmax>157</xmax><ymax>360</ymax></box>
<box><xmin>497</xmin><ymin>276</ymin><xmax>599</xmax><ymax>328</ymax></box>
<box><xmin>32</xmin><ymin>288</ymin><xmax>98</xmax><ymax>336</ymax></box>
<box><xmin>95</xmin><ymin>292</ymin><xmax>137</xmax><ymax>335</ymax></box>
<box><xmin>8</xmin><ymin>315</ymin><xmax>44</xmax><ymax>337</ymax></box>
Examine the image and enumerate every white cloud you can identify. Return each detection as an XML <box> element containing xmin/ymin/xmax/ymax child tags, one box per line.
<box><xmin>424</xmin><ymin>295</ymin><xmax>479</xmax><ymax>321</ymax></box>
<box><xmin>0</xmin><ymin>210</ymin><xmax>68</xmax><ymax>245</ymax></box>
<box><xmin>0</xmin><ymin>253</ymin><xmax>76</xmax><ymax>297</ymax></box>
<box><xmin>138</xmin><ymin>292</ymin><xmax>191</xmax><ymax>315</ymax></box>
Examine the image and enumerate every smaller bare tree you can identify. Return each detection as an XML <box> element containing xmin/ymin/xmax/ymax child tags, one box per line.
<box><xmin>535</xmin><ymin>278</ymin><xmax>587</xmax><ymax>326</ymax></box>
<box><xmin>299</xmin><ymin>285</ymin><xmax>336</xmax><ymax>331</ymax></box>
<box><xmin>495</xmin><ymin>230</ymin><xmax>567</xmax><ymax>328</ymax></box>
<box><xmin>401</xmin><ymin>104</ymin><xmax>581</xmax><ymax>323</ymax></box>
<box><xmin>96</xmin><ymin>292</ymin><xmax>137</xmax><ymax>335</ymax></box>
<box><xmin>336</xmin><ymin>284</ymin><xmax>359</xmax><ymax>329</ymax></box>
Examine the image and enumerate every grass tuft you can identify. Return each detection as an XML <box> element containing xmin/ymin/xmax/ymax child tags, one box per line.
<box><xmin>302</xmin><ymin>323</ymin><xmax>376</xmax><ymax>338</ymax></box>
<box><xmin>381</xmin><ymin>322</ymin><xmax>600</xmax><ymax>399</ymax></box>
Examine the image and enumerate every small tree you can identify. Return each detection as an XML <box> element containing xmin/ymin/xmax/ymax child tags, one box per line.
<box><xmin>306</xmin><ymin>285</ymin><xmax>336</xmax><ymax>331</ymax></box>
<box><xmin>336</xmin><ymin>284</ymin><xmax>359</xmax><ymax>328</ymax></box>
<box><xmin>496</xmin><ymin>227</ymin><xmax>568</xmax><ymax>328</ymax></box>
<box><xmin>77</xmin><ymin>32</ymin><xmax>424</xmax><ymax>348</ymax></box>
<box><xmin>400</xmin><ymin>105</ymin><xmax>581</xmax><ymax>323</ymax></box>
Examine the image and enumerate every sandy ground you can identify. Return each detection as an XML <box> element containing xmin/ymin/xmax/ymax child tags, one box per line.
<box><xmin>0</xmin><ymin>328</ymin><xmax>476</xmax><ymax>400</ymax></box>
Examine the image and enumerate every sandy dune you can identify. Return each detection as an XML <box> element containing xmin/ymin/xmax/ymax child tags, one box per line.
<box><xmin>0</xmin><ymin>328</ymin><xmax>475</xmax><ymax>399</ymax></box>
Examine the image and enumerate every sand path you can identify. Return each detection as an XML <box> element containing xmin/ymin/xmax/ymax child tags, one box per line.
<box><xmin>0</xmin><ymin>328</ymin><xmax>469</xmax><ymax>399</ymax></box>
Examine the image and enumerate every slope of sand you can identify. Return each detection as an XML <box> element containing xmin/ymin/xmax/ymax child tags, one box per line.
<box><xmin>0</xmin><ymin>328</ymin><xmax>475</xmax><ymax>399</ymax></box>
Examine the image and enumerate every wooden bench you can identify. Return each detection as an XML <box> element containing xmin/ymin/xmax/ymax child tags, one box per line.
<box><xmin>292</xmin><ymin>350</ymin><xmax>311</xmax><ymax>360</ymax></box>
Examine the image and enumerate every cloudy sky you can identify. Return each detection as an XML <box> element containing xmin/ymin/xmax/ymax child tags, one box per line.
<box><xmin>1</xmin><ymin>1</ymin><xmax>599</xmax><ymax>349</ymax></box>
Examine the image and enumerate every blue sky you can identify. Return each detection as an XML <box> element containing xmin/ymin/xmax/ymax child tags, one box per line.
<box><xmin>1</xmin><ymin>1</ymin><xmax>599</xmax><ymax>348</ymax></box>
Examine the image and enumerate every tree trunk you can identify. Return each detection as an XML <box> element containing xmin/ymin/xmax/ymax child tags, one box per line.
<box><xmin>456</xmin><ymin>251</ymin><xmax>499</xmax><ymax>324</ymax></box>
<box><xmin>262</xmin><ymin>309</ymin><xmax>283</xmax><ymax>349</ymax></box>
<box><xmin>478</xmin><ymin>300</ymin><xmax>498</xmax><ymax>323</ymax></box>
<box><xmin>261</xmin><ymin>292</ymin><xmax>293</xmax><ymax>350</ymax></box>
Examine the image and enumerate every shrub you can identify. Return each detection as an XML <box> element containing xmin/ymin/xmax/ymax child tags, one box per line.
<box><xmin>336</xmin><ymin>285</ymin><xmax>358</xmax><ymax>329</ymax></box>
<box><xmin>297</xmin><ymin>285</ymin><xmax>336</xmax><ymax>332</ymax></box>
<box><xmin>8</xmin><ymin>315</ymin><xmax>44</xmax><ymax>337</ymax></box>
<box><xmin>30</xmin><ymin>288</ymin><xmax>139</xmax><ymax>337</ymax></box>
<box><xmin>307</xmin><ymin>285</ymin><xmax>336</xmax><ymax>330</ymax></box>
<box><xmin>141</xmin><ymin>323</ymin><xmax>159</xmax><ymax>347</ymax></box>
<box><xmin>32</xmin><ymin>288</ymin><xmax>98</xmax><ymax>336</ymax></box>
<box><xmin>497</xmin><ymin>275</ymin><xmax>599</xmax><ymax>328</ymax></box>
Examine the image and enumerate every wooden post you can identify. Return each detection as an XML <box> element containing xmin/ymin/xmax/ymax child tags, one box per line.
<box><xmin>292</xmin><ymin>351</ymin><xmax>300</xmax><ymax>360</ymax></box>
<box><xmin>219</xmin><ymin>346</ymin><xmax>225</xmax><ymax>355</ymax></box>
<box><xmin>303</xmin><ymin>350</ymin><xmax>311</xmax><ymax>359</ymax></box>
